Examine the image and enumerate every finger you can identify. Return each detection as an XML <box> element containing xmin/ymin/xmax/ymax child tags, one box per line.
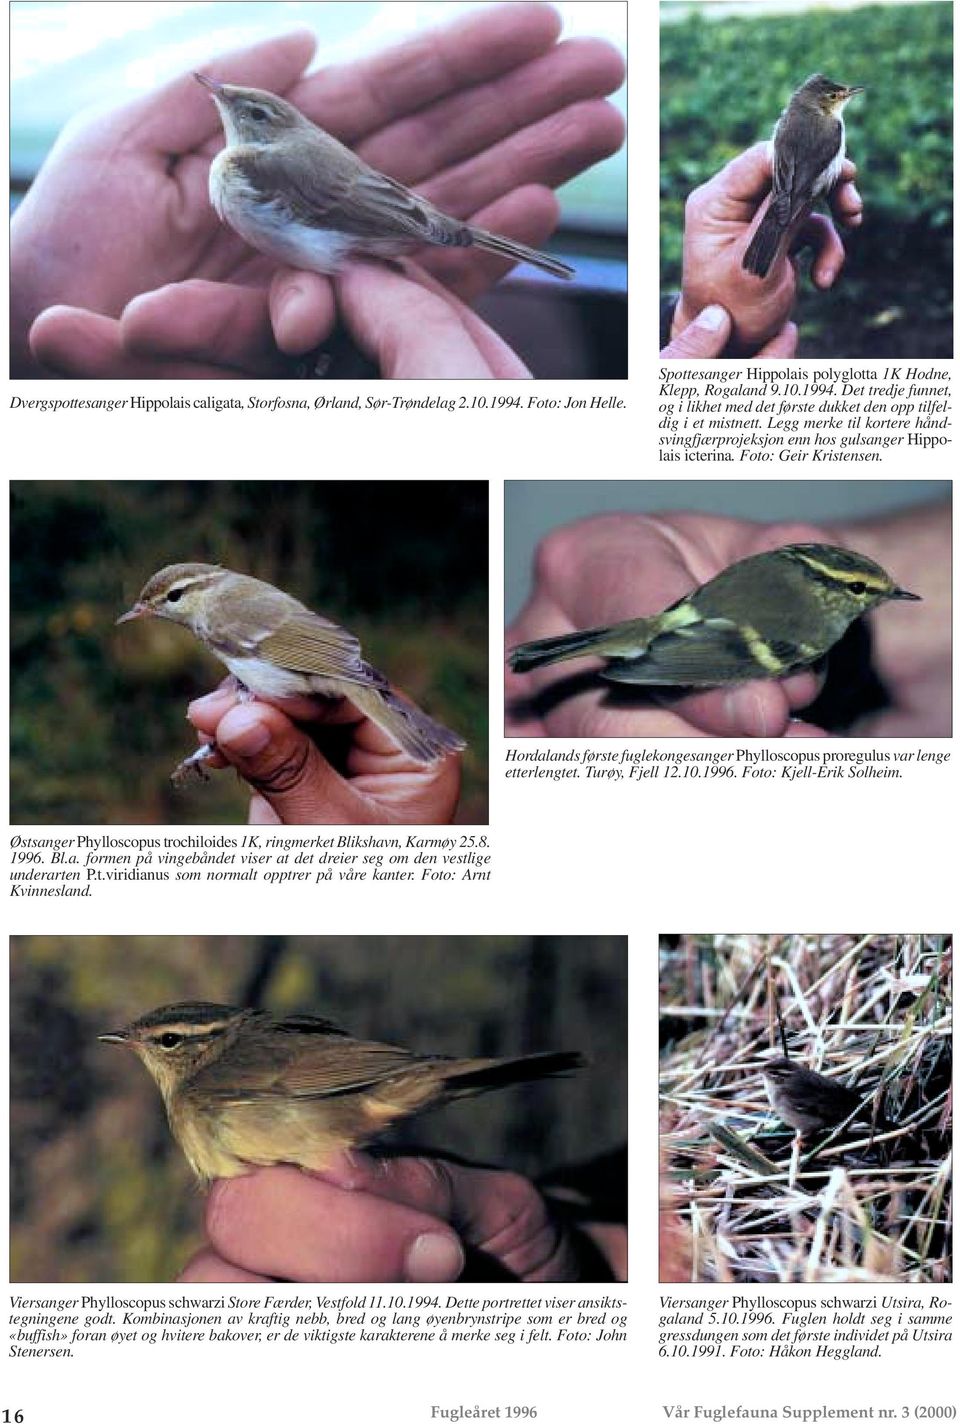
<box><xmin>122</xmin><ymin>280</ymin><xmax>292</xmax><ymax>375</ymax></box>
<box><xmin>333</xmin><ymin>1155</ymin><xmax>580</xmax><ymax>1282</ymax></box>
<box><xmin>797</xmin><ymin>213</ymin><xmax>847</xmax><ymax>289</ymax></box>
<box><xmin>782</xmin><ymin>665</ymin><xmax>825</xmax><ymax>711</ymax></box>
<box><xmin>397</xmin><ymin>261</ymin><xmax>535</xmax><ymax>374</ymax></box>
<box><xmin>756</xmin><ymin>321</ymin><xmax>799</xmax><ymax>358</ymax></box>
<box><xmin>128</xmin><ymin>30</ymin><xmax>317</xmax><ymax>153</ymax></box>
<box><xmin>663</xmin><ymin>681</ymin><xmax>794</xmax><ymax>739</ymax></box>
<box><xmin>29</xmin><ymin>305</ymin><xmax>232</xmax><ymax>379</ymax></box>
<box><xmin>200</xmin><ymin>692</ymin><xmax>460</xmax><ymax>825</ymax></box>
<box><xmin>830</xmin><ymin>176</ymin><xmax>863</xmax><ymax>228</ymax></box>
<box><xmin>269</xmin><ymin>270</ymin><xmax>337</xmax><ymax>355</ymax></box>
<box><xmin>661</xmin><ymin>304</ymin><xmax>731</xmax><ymax>358</ymax></box>
<box><xmin>334</xmin><ymin>262</ymin><xmax>528</xmax><ymax>378</ymax></box>
<box><xmin>198</xmin><ymin>701</ymin><xmax>370</xmax><ymax>825</ymax></box>
<box><xmin>420</xmin><ymin>99</ymin><xmax>625</xmax><ymax>221</ymax></box>
<box><xmin>544</xmin><ymin>692</ymin><xmax>707</xmax><ymax>739</ymax></box>
<box><xmin>418</xmin><ymin>186</ymin><xmax>561</xmax><ymax>300</ymax></box>
<box><xmin>177</xmin><ymin>1247</ymin><xmax>269</xmax><ymax>1283</ymax></box>
<box><xmin>206</xmin><ymin>1167</ymin><xmax>465</xmax><ymax>1284</ymax></box>
<box><xmin>785</xmin><ymin>719</ymin><xmax>831</xmax><ymax>739</ymax></box>
<box><xmin>248</xmin><ymin>794</ymin><xmax>282</xmax><ymax>825</ymax></box>
<box><xmin>298</xmin><ymin>4</ymin><xmax>562</xmax><ymax>144</ymax></box>
<box><xmin>548</xmin><ymin>514</ymin><xmax>701</xmax><ymax>632</ymax></box>
<box><xmin>358</xmin><ymin>37</ymin><xmax>625</xmax><ymax>184</ymax></box>
<box><xmin>188</xmin><ymin>681</ymin><xmax>361</xmax><ymax>735</ymax></box>
<box><xmin>695</xmin><ymin>141</ymin><xmax>772</xmax><ymax>206</ymax></box>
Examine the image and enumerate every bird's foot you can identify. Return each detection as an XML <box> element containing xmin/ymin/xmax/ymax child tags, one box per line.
<box><xmin>170</xmin><ymin>742</ymin><xmax>217</xmax><ymax>787</ymax></box>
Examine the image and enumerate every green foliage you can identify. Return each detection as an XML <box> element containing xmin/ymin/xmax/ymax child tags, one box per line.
<box><xmin>11</xmin><ymin>481</ymin><xmax>488</xmax><ymax>823</ymax></box>
<box><xmin>661</xmin><ymin>2</ymin><xmax>953</xmax><ymax>355</ymax></box>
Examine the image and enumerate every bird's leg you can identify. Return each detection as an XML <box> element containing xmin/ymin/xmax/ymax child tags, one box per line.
<box><xmin>170</xmin><ymin>742</ymin><xmax>217</xmax><ymax>787</ymax></box>
<box><xmin>170</xmin><ymin>677</ymin><xmax>253</xmax><ymax>786</ymax></box>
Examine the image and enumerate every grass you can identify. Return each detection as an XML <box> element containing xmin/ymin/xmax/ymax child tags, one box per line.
<box><xmin>660</xmin><ymin>934</ymin><xmax>952</xmax><ymax>1283</ymax></box>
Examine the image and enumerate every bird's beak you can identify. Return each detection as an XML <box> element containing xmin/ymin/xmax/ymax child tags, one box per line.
<box><xmin>893</xmin><ymin>587</ymin><xmax>922</xmax><ymax>601</ymax></box>
<box><xmin>98</xmin><ymin>1030</ymin><xmax>130</xmax><ymax>1045</ymax></box>
<box><xmin>116</xmin><ymin>602</ymin><xmax>148</xmax><ymax>624</ymax></box>
<box><xmin>845</xmin><ymin>85</ymin><xmax>865</xmax><ymax>98</ymax></box>
<box><xmin>194</xmin><ymin>72</ymin><xmax>225</xmax><ymax>96</ymax></box>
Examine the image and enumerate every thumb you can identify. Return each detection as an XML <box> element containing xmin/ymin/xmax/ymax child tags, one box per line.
<box><xmin>212</xmin><ymin>701</ymin><xmax>365</xmax><ymax>824</ymax></box>
<box><xmin>661</xmin><ymin>303</ymin><xmax>731</xmax><ymax>359</ymax></box>
<box><xmin>339</xmin><ymin>1154</ymin><xmax>584</xmax><ymax>1282</ymax></box>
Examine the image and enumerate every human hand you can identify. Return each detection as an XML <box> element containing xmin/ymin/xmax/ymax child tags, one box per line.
<box><xmin>90</xmin><ymin>257</ymin><xmax>535</xmax><ymax>379</ymax></box>
<box><xmin>176</xmin><ymin>1152</ymin><xmax>623</xmax><ymax>1283</ymax></box>
<box><xmin>506</xmin><ymin>513</ymin><xmax>837</xmax><ymax>739</ymax></box>
<box><xmin>671</xmin><ymin>143</ymin><xmax>863</xmax><ymax>354</ymax></box>
<box><xmin>840</xmin><ymin>504</ymin><xmax>951</xmax><ymax>737</ymax></box>
<box><xmin>18</xmin><ymin>5</ymin><xmax>625</xmax><ymax>378</ymax></box>
<box><xmin>660</xmin><ymin>301</ymin><xmax>797</xmax><ymax>359</ymax></box>
<box><xmin>187</xmin><ymin>681</ymin><xmax>461</xmax><ymax>825</ymax></box>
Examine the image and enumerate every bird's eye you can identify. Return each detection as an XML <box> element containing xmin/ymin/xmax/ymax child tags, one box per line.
<box><xmin>847</xmin><ymin>581</ymin><xmax>868</xmax><ymax>595</ymax></box>
<box><xmin>166</xmin><ymin>588</ymin><xmax>184</xmax><ymax>603</ymax></box>
<box><xmin>248</xmin><ymin>106</ymin><xmax>269</xmax><ymax>121</ymax></box>
<box><xmin>158</xmin><ymin>1032</ymin><xmax>182</xmax><ymax>1049</ymax></box>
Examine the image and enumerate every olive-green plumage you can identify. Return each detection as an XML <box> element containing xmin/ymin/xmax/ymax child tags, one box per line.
<box><xmin>100</xmin><ymin>1002</ymin><xmax>583</xmax><ymax>1184</ymax></box>
<box><xmin>508</xmin><ymin>543</ymin><xmax>919</xmax><ymax>687</ymax></box>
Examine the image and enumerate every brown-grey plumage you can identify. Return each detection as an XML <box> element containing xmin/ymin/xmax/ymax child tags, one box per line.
<box><xmin>100</xmin><ymin>1002</ymin><xmax>584</xmax><ymax>1183</ymax></box>
<box><xmin>761</xmin><ymin>1056</ymin><xmax>889</xmax><ymax>1137</ymax></box>
<box><xmin>196</xmin><ymin>75</ymin><xmax>574</xmax><ymax>280</ymax></box>
<box><xmin>743</xmin><ymin>73</ymin><xmax>863</xmax><ymax>278</ymax></box>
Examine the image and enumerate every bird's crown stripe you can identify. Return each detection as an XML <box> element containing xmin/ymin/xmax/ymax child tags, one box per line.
<box><xmin>144</xmin><ymin>1021</ymin><xmax>229</xmax><ymax>1039</ymax></box>
<box><xmin>787</xmin><ymin>550</ymin><xmax>885</xmax><ymax>589</ymax></box>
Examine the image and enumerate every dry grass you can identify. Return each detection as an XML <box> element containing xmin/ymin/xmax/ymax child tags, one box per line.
<box><xmin>659</xmin><ymin>934</ymin><xmax>952</xmax><ymax>1284</ymax></box>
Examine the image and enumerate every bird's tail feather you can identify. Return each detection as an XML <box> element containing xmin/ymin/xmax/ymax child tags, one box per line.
<box><xmin>352</xmin><ymin>685</ymin><xmax>465</xmax><ymax>764</ymax></box>
<box><xmin>509</xmin><ymin>620</ymin><xmax>652</xmax><ymax>673</ymax></box>
<box><xmin>742</xmin><ymin>211</ymin><xmax>784</xmax><ymax>278</ymax></box>
<box><xmin>441</xmin><ymin>1050</ymin><xmax>585</xmax><ymax>1096</ymax></box>
<box><xmin>471</xmin><ymin>229</ymin><xmax>574</xmax><ymax>280</ymax></box>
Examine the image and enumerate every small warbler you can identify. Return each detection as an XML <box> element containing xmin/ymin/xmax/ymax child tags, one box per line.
<box><xmin>99</xmin><ymin>1002</ymin><xmax>583</xmax><ymax>1183</ymax></box>
<box><xmin>507</xmin><ymin>543</ymin><xmax>919</xmax><ymax>686</ymax></box>
<box><xmin>761</xmin><ymin>1057</ymin><xmax>891</xmax><ymax>1140</ymax></box>
<box><xmin>195</xmin><ymin>75</ymin><xmax>574</xmax><ymax>281</ymax></box>
<box><xmin>117</xmin><ymin>563</ymin><xmax>464</xmax><ymax>776</ymax></box>
<box><xmin>743</xmin><ymin>73</ymin><xmax>863</xmax><ymax>279</ymax></box>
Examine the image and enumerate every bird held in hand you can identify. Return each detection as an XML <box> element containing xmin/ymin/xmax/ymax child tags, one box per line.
<box><xmin>99</xmin><ymin>1001</ymin><xmax>584</xmax><ymax>1183</ymax></box>
<box><xmin>507</xmin><ymin>544</ymin><xmax>919</xmax><ymax>688</ymax></box>
<box><xmin>117</xmin><ymin>563</ymin><xmax>464</xmax><ymax>777</ymax></box>
<box><xmin>195</xmin><ymin>74</ymin><xmax>574</xmax><ymax>280</ymax></box>
<box><xmin>743</xmin><ymin>73</ymin><xmax>863</xmax><ymax>279</ymax></box>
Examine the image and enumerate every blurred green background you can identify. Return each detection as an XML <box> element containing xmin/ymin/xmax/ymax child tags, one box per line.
<box><xmin>10</xmin><ymin>480</ymin><xmax>488</xmax><ymax>824</ymax></box>
<box><xmin>10</xmin><ymin>934</ymin><xmax>627</xmax><ymax>1283</ymax></box>
<box><xmin>661</xmin><ymin>1</ymin><xmax>953</xmax><ymax>356</ymax></box>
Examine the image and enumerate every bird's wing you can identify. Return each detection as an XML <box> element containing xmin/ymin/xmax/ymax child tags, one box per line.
<box><xmin>254</xmin><ymin>610</ymin><xmax>387</xmax><ymax>690</ymax></box>
<box><xmin>774</xmin><ymin>116</ymin><xmax>842</xmax><ymax>222</ymax></box>
<box><xmin>231</xmin><ymin>146</ymin><xmax>462</xmax><ymax>244</ymax></box>
<box><xmin>601</xmin><ymin>619</ymin><xmax>811</xmax><ymax>686</ymax></box>
<box><xmin>203</xmin><ymin>578</ymin><xmax>375</xmax><ymax>687</ymax></box>
<box><xmin>346</xmin><ymin>169</ymin><xmax>466</xmax><ymax>244</ymax></box>
<box><xmin>192</xmin><ymin>1031</ymin><xmax>425</xmax><ymax>1104</ymax></box>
